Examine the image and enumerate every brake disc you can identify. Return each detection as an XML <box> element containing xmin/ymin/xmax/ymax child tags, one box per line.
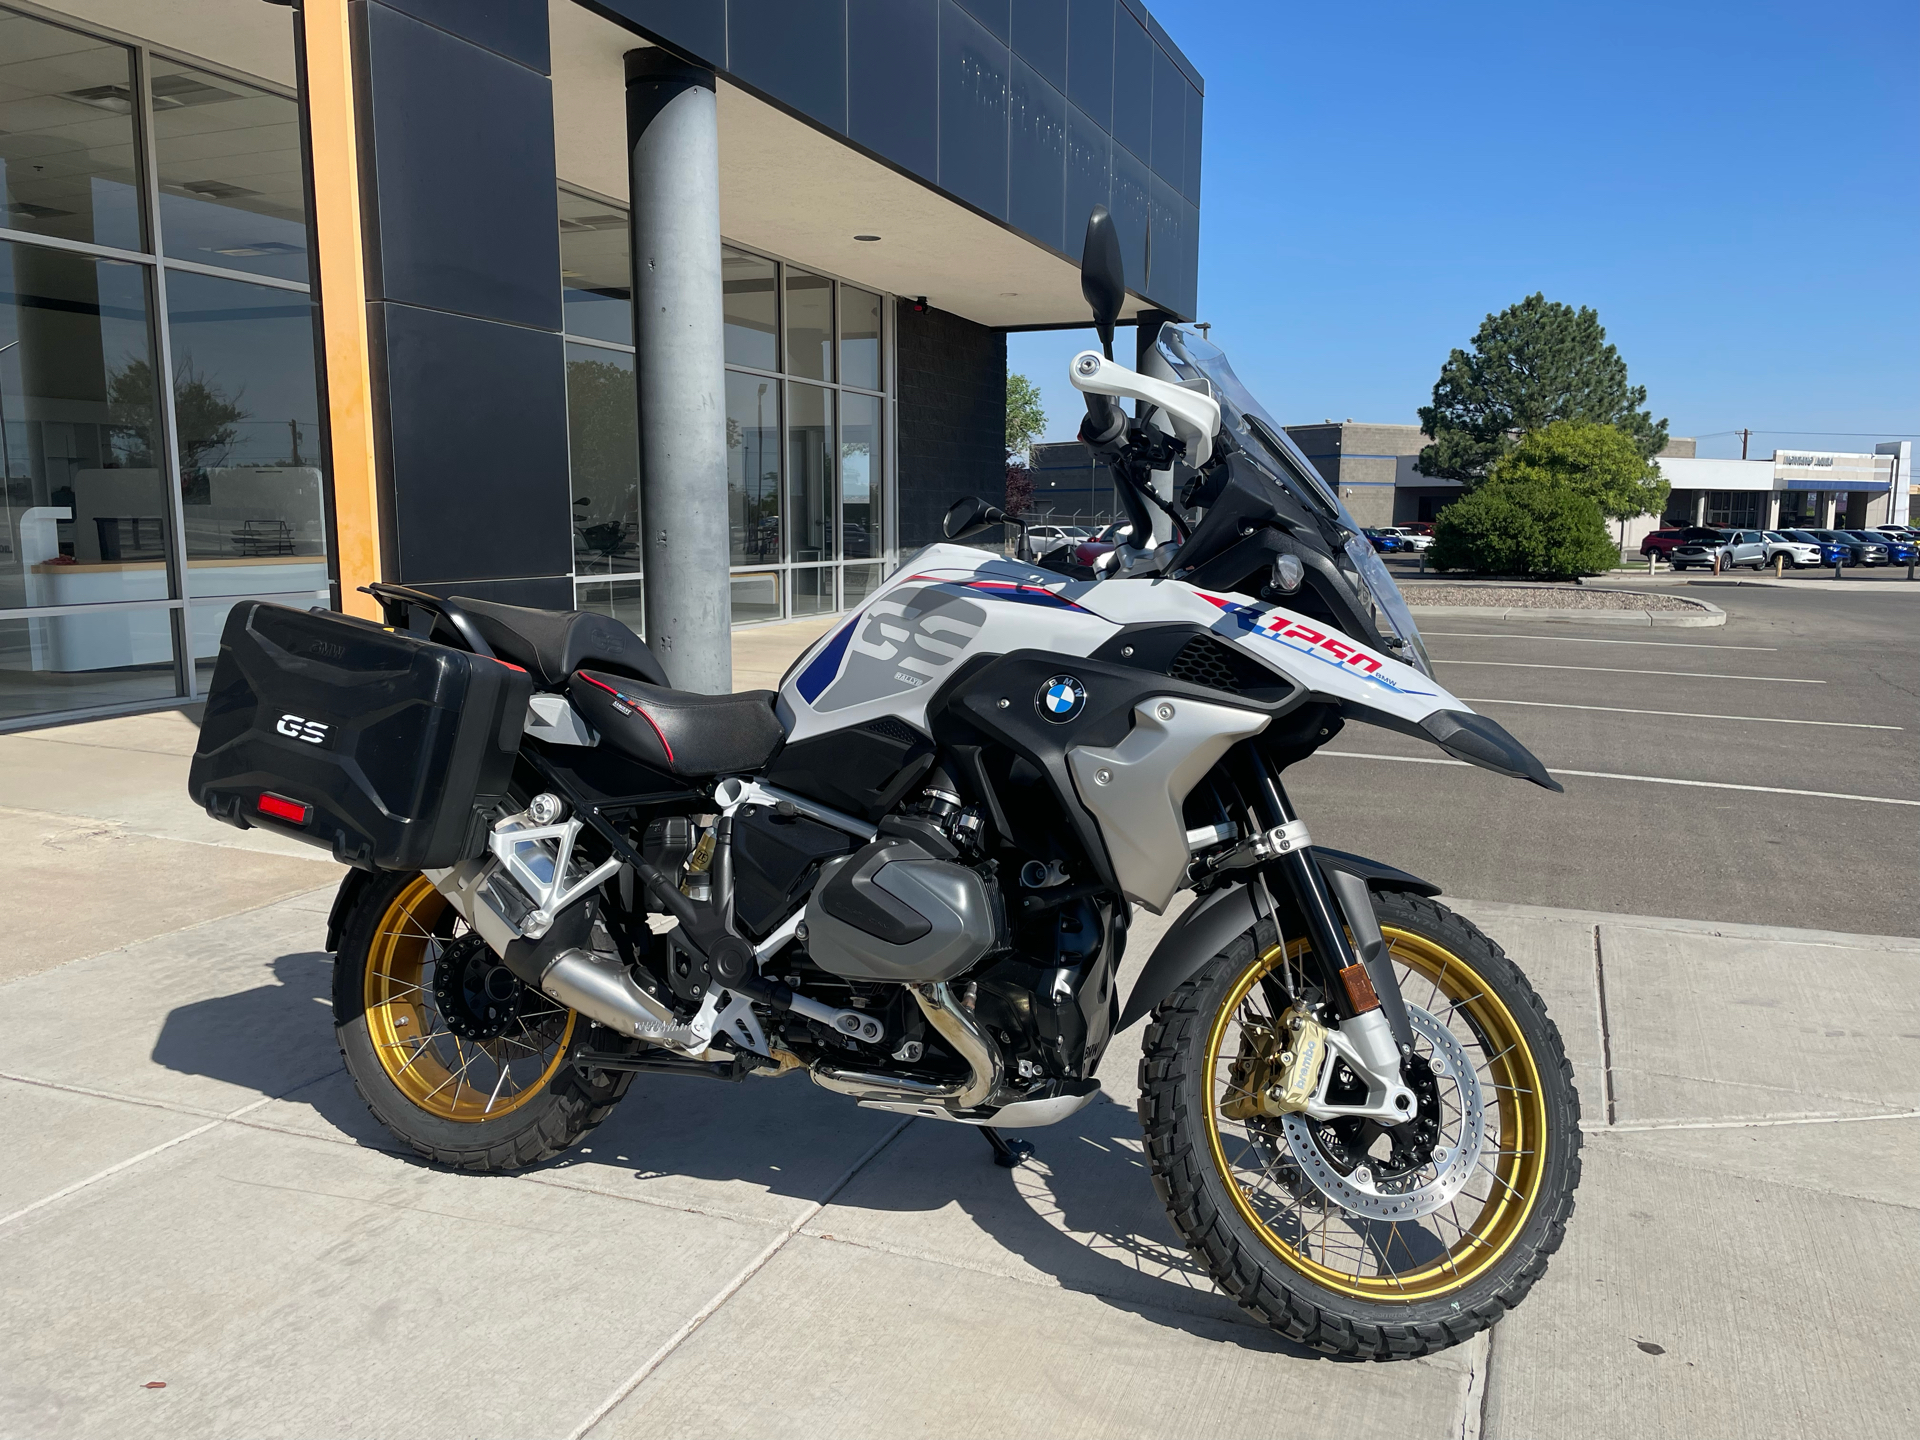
<box><xmin>1279</xmin><ymin>1003</ymin><xmax>1487</xmax><ymax>1221</ymax></box>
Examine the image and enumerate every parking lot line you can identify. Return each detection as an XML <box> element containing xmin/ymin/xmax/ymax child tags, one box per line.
<box><xmin>1436</xmin><ymin>660</ymin><xmax>1823</xmax><ymax>683</ymax></box>
<box><xmin>1423</xmin><ymin>631</ymin><xmax>1777</xmax><ymax>651</ymax></box>
<box><xmin>1317</xmin><ymin>751</ymin><xmax>1920</xmax><ymax>806</ymax></box>
<box><xmin>1458</xmin><ymin>697</ymin><xmax>1902</xmax><ymax>731</ymax></box>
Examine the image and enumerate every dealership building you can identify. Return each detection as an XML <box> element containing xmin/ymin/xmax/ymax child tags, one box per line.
<box><xmin>0</xmin><ymin>0</ymin><xmax>1204</xmax><ymax>727</ymax></box>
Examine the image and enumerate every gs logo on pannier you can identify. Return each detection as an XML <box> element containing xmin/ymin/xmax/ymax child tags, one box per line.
<box><xmin>275</xmin><ymin>713</ymin><xmax>329</xmax><ymax>745</ymax></box>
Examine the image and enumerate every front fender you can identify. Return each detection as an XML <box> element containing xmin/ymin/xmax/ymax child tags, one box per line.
<box><xmin>1115</xmin><ymin>850</ymin><xmax>1441</xmax><ymax>1031</ymax></box>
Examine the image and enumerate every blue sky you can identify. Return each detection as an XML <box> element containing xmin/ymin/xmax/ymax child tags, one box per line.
<box><xmin>1009</xmin><ymin>0</ymin><xmax>1919</xmax><ymax>461</ymax></box>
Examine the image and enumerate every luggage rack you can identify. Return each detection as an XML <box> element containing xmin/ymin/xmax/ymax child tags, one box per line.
<box><xmin>361</xmin><ymin>582</ymin><xmax>499</xmax><ymax>659</ymax></box>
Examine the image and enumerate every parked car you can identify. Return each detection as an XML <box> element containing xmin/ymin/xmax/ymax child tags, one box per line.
<box><xmin>1641</xmin><ymin>526</ymin><xmax>1724</xmax><ymax>559</ymax></box>
<box><xmin>1809</xmin><ymin>529</ymin><xmax>1889</xmax><ymax>566</ymax></box>
<box><xmin>1362</xmin><ymin>527</ymin><xmax>1406</xmax><ymax>553</ymax></box>
<box><xmin>1758</xmin><ymin>531</ymin><xmax>1824</xmax><ymax>568</ymax></box>
<box><xmin>1778</xmin><ymin>529</ymin><xmax>1851</xmax><ymax>566</ymax></box>
<box><xmin>1847</xmin><ymin>529</ymin><xmax>1916</xmax><ymax>565</ymax></box>
<box><xmin>1379</xmin><ymin>525</ymin><xmax>1433</xmax><ymax>551</ymax></box>
<box><xmin>1872</xmin><ymin>525</ymin><xmax>1919</xmax><ymax>542</ymax></box>
<box><xmin>1401</xmin><ymin>521</ymin><xmax>1435</xmax><ymax>537</ymax></box>
<box><xmin>1024</xmin><ymin>523</ymin><xmax>1088</xmax><ymax>558</ymax></box>
<box><xmin>1074</xmin><ymin>521</ymin><xmax>1132</xmax><ymax>567</ymax></box>
<box><xmin>1671</xmin><ymin>528</ymin><xmax>1768</xmax><ymax>571</ymax></box>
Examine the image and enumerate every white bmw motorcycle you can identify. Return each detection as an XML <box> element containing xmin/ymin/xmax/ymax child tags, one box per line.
<box><xmin>189</xmin><ymin>207</ymin><xmax>1579</xmax><ymax>1360</ymax></box>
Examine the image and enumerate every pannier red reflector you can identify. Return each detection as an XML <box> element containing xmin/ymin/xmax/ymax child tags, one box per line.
<box><xmin>256</xmin><ymin>792</ymin><xmax>310</xmax><ymax>825</ymax></box>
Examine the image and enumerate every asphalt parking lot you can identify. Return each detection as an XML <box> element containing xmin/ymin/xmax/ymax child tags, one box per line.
<box><xmin>1294</xmin><ymin>579</ymin><xmax>1919</xmax><ymax>938</ymax></box>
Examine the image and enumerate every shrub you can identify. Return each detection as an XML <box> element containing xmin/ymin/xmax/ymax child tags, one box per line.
<box><xmin>1428</xmin><ymin>481</ymin><xmax>1622</xmax><ymax>579</ymax></box>
<box><xmin>1486</xmin><ymin>420</ymin><xmax>1668</xmax><ymax>522</ymax></box>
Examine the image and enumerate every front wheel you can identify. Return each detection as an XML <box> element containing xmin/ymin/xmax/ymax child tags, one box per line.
<box><xmin>333</xmin><ymin>872</ymin><xmax>634</xmax><ymax>1171</ymax></box>
<box><xmin>1139</xmin><ymin>889</ymin><xmax>1581</xmax><ymax>1359</ymax></box>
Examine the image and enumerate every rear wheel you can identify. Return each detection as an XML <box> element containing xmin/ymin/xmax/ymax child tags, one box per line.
<box><xmin>333</xmin><ymin>872</ymin><xmax>634</xmax><ymax>1170</ymax></box>
<box><xmin>1139</xmin><ymin>890</ymin><xmax>1580</xmax><ymax>1359</ymax></box>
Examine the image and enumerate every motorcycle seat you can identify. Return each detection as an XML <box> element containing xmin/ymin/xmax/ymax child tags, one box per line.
<box><xmin>569</xmin><ymin>670</ymin><xmax>786</xmax><ymax>777</ymax></box>
<box><xmin>451</xmin><ymin>596</ymin><xmax>669</xmax><ymax>691</ymax></box>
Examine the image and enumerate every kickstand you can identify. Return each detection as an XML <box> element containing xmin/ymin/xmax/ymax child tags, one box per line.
<box><xmin>980</xmin><ymin>1125</ymin><xmax>1034</xmax><ymax>1169</ymax></box>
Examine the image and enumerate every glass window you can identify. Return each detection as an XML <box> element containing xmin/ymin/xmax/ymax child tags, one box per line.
<box><xmin>574</xmin><ymin>575</ymin><xmax>643</xmax><ymax>636</ymax></box>
<box><xmin>788</xmin><ymin>382</ymin><xmax>834</xmax><ymax>563</ymax></box>
<box><xmin>0</xmin><ymin>240</ymin><xmax>169</xmax><ymax>609</ymax></box>
<box><xmin>726</xmin><ymin>369</ymin><xmax>780</xmax><ymax>566</ymax></box>
<box><xmin>790</xmin><ymin>565</ymin><xmax>834</xmax><ymax>617</ymax></box>
<box><xmin>0</xmin><ymin>612</ymin><xmax>177</xmax><ymax>721</ymax></box>
<box><xmin>730</xmin><ymin>570</ymin><xmax>780</xmax><ymax>625</ymax></box>
<box><xmin>783</xmin><ymin>267</ymin><xmax>832</xmax><ymax>382</ymax></box>
<box><xmin>150</xmin><ymin>62</ymin><xmax>306</xmax><ymax>283</ymax></box>
<box><xmin>722</xmin><ymin>246</ymin><xmax>776</xmax><ymax>371</ymax></box>
<box><xmin>840</xmin><ymin>391</ymin><xmax>881</xmax><ymax>560</ymax></box>
<box><xmin>565</xmin><ymin>343</ymin><xmax>639</xmax><ymax>576</ymax></box>
<box><xmin>840</xmin><ymin>285</ymin><xmax>881</xmax><ymax>392</ymax></box>
<box><xmin>0</xmin><ymin>11</ymin><xmax>143</xmax><ymax>252</ymax></box>
<box><xmin>842</xmin><ymin>562</ymin><xmax>882</xmax><ymax>607</ymax></box>
<box><xmin>161</xmin><ymin>270</ymin><xmax>325</xmax><ymax>604</ymax></box>
<box><xmin>558</xmin><ymin>189</ymin><xmax>630</xmax><ymax>345</ymax></box>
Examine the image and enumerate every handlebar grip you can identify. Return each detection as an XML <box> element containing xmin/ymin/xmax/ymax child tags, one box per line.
<box><xmin>1082</xmin><ymin>391</ymin><xmax>1125</xmax><ymax>446</ymax></box>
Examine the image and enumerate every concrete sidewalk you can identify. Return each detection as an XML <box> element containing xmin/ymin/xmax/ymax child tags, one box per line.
<box><xmin>2</xmin><ymin>615</ymin><xmax>1915</xmax><ymax>1438</ymax></box>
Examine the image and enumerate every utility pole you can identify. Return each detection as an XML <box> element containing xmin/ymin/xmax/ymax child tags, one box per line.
<box><xmin>1739</xmin><ymin>428</ymin><xmax>1751</xmax><ymax>460</ymax></box>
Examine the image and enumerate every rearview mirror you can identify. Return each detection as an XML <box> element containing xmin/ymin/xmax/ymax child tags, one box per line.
<box><xmin>1080</xmin><ymin>205</ymin><xmax>1125</xmax><ymax>359</ymax></box>
<box><xmin>942</xmin><ymin>495</ymin><xmax>1009</xmax><ymax>541</ymax></box>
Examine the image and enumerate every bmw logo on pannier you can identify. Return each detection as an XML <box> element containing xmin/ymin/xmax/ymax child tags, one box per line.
<box><xmin>1036</xmin><ymin>674</ymin><xmax>1087</xmax><ymax>723</ymax></box>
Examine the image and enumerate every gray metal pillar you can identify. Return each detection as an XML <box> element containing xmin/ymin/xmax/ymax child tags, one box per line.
<box><xmin>627</xmin><ymin>51</ymin><xmax>730</xmax><ymax>693</ymax></box>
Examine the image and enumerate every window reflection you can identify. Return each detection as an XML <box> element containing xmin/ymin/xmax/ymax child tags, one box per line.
<box><xmin>784</xmin><ymin>268</ymin><xmax>832</xmax><ymax>382</ymax></box>
<box><xmin>841</xmin><ymin>285</ymin><xmax>881</xmax><ymax>391</ymax></box>
<box><xmin>788</xmin><ymin>382</ymin><xmax>834</xmax><ymax>563</ymax></box>
<box><xmin>0</xmin><ymin>612</ymin><xmax>177</xmax><ymax>720</ymax></box>
<box><xmin>0</xmin><ymin>11</ymin><xmax>143</xmax><ymax>252</ymax></box>
<box><xmin>722</xmin><ymin>247</ymin><xmax>776</xmax><ymax>371</ymax></box>
<box><xmin>151</xmin><ymin>62</ymin><xmax>306</xmax><ymax>283</ymax></box>
<box><xmin>558</xmin><ymin>190</ymin><xmax>631</xmax><ymax>345</ymax></box>
<box><xmin>566</xmin><ymin>343</ymin><xmax>639</xmax><ymax>576</ymax></box>
<box><xmin>841</xmin><ymin>391</ymin><xmax>880</xmax><ymax>560</ymax></box>
<box><xmin>575</xmin><ymin>575</ymin><xmax>643</xmax><ymax>636</ymax></box>
<box><xmin>725</xmin><ymin>370</ymin><xmax>780</xmax><ymax>566</ymax></box>
<box><xmin>790</xmin><ymin>565</ymin><xmax>834</xmax><ymax>616</ymax></box>
<box><xmin>0</xmin><ymin>241</ymin><xmax>168</xmax><ymax>611</ymax></box>
<box><xmin>161</xmin><ymin>271</ymin><xmax>325</xmax><ymax>621</ymax></box>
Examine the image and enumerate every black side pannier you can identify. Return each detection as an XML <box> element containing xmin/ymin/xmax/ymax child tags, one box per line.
<box><xmin>188</xmin><ymin>601</ymin><xmax>531</xmax><ymax>870</ymax></box>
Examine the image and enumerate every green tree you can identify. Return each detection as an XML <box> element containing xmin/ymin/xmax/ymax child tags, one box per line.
<box><xmin>1427</xmin><ymin>481</ymin><xmax>1622</xmax><ymax>580</ymax></box>
<box><xmin>1416</xmin><ymin>293</ymin><xmax>1667</xmax><ymax>482</ymax></box>
<box><xmin>1006</xmin><ymin>371</ymin><xmax>1045</xmax><ymax>461</ymax></box>
<box><xmin>106</xmin><ymin>357</ymin><xmax>245</xmax><ymax>475</ymax></box>
<box><xmin>1487</xmin><ymin>420</ymin><xmax>1669</xmax><ymax>522</ymax></box>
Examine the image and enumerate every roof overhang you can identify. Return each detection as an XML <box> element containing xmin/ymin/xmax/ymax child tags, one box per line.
<box><xmin>551</xmin><ymin>2</ymin><xmax>1140</xmax><ymax>330</ymax></box>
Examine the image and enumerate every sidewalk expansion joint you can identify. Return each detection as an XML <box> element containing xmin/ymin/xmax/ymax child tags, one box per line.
<box><xmin>1592</xmin><ymin>925</ymin><xmax>1616</xmax><ymax>1126</ymax></box>
<box><xmin>0</xmin><ymin>1092</ymin><xmax>277</xmax><ymax>1230</ymax></box>
<box><xmin>564</xmin><ymin>1117</ymin><xmax>914</xmax><ymax>1440</ymax></box>
<box><xmin>1584</xmin><ymin>1109</ymin><xmax>1920</xmax><ymax>1134</ymax></box>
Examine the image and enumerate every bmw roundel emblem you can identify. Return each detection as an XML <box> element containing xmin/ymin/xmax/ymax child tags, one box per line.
<box><xmin>1037</xmin><ymin>674</ymin><xmax>1088</xmax><ymax>723</ymax></box>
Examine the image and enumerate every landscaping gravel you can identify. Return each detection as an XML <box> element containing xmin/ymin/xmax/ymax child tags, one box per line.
<box><xmin>1399</xmin><ymin>584</ymin><xmax>1706</xmax><ymax>612</ymax></box>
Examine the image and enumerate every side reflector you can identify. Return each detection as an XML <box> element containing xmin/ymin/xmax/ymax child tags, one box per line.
<box><xmin>257</xmin><ymin>792</ymin><xmax>311</xmax><ymax>825</ymax></box>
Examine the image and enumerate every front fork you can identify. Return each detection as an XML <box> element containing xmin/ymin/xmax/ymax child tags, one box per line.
<box><xmin>1241</xmin><ymin>745</ymin><xmax>1419</xmax><ymax>1114</ymax></box>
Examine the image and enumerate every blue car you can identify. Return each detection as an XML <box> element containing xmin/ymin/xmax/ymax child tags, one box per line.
<box><xmin>1363</xmin><ymin>527</ymin><xmax>1405</xmax><ymax>553</ymax></box>
<box><xmin>1781</xmin><ymin>529</ymin><xmax>1853</xmax><ymax>566</ymax></box>
<box><xmin>1848</xmin><ymin>529</ymin><xmax>1917</xmax><ymax>565</ymax></box>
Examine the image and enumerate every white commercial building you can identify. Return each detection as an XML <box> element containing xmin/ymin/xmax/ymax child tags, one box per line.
<box><xmin>1647</xmin><ymin>448</ymin><xmax>1905</xmax><ymax>541</ymax></box>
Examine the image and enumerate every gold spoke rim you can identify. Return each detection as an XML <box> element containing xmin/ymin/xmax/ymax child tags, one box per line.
<box><xmin>1202</xmin><ymin>927</ymin><xmax>1549</xmax><ymax>1302</ymax></box>
<box><xmin>363</xmin><ymin>876</ymin><xmax>576</xmax><ymax>1123</ymax></box>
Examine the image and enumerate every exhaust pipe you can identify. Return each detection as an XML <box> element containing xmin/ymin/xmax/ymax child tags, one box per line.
<box><xmin>538</xmin><ymin>947</ymin><xmax>717</xmax><ymax>1049</ymax></box>
<box><xmin>810</xmin><ymin>981</ymin><xmax>1002</xmax><ymax>1111</ymax></box>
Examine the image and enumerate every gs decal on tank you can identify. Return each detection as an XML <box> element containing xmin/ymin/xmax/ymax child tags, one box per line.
<box><xmin>807</xmin><ymin>585</ymin><xmax>987</xmax><ymax>711</ymax></box>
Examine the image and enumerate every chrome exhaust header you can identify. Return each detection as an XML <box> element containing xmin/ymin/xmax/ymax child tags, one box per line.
<box><xmin>810</xmin><ymin>981</ymin><xmax>1002</xmax><ymax>1111</ymax></box>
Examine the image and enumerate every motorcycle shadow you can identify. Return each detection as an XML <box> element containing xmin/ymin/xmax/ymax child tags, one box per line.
<box><xmin>149</xmin><ymin>948</ymin><xmax>1309</xmax><ymax>1354</ymax></box>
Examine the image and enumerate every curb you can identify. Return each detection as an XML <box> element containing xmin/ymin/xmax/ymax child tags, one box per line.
<box><xmin>1406</xmin><ymin>603</ymin><xmax>1725</xmax><ymax>627</ymax></box>
<box><xmin>1402</xmin><ymin>584</ymin><xmax>1726</xmax><ymax>628</ymax></box>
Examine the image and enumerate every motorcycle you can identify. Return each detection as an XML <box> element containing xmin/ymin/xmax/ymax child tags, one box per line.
<box><xmin>187</xmin><ymin>207</ymin><xmax>1579</xmax><ymax>1360</ymax></box>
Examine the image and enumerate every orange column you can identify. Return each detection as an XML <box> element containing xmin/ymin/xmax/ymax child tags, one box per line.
<box><xmin>302</xmin><ymin>0</ymin><xmax>382</xmax><ymax>619</ymax></box>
